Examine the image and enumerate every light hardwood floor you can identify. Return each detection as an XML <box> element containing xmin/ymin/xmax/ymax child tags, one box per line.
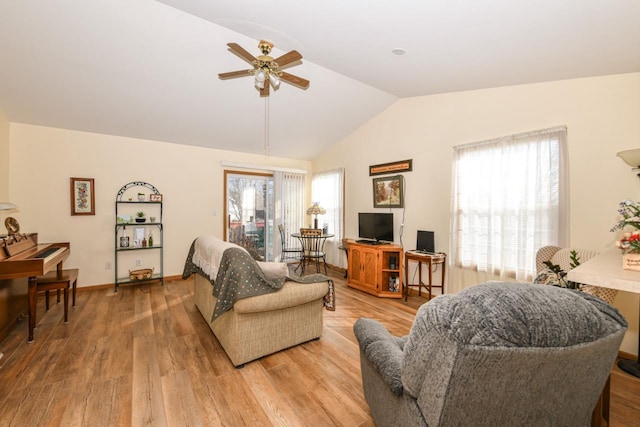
<box><xmin>0</xmin><ymin>271</ymin><xmax>639</xmax><ymax>426</ymax></box>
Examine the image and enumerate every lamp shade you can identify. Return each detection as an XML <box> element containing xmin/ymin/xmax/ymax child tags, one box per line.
<box><xmin>0</xmin><ymin>202</ymin><xmax>17</xmax><ymax>210</ymax></box>
<box><xmin>617</xmin><ymin>149</ymin><xmax>640</xmax><ymax>168</ymax></box>
<box><xmin>306</xmin><ymin>202</ymin><xmax>326</xmax><ymax>229</ymax></box>
<box><xmin>306</xmin><ymin>202</ymin><xmax>326</xmax><ymax>216</ymax></box>
<box><xmin>269</xmin><ymin>73</ymin><xmax>280</xmax><ymax>89</ymax></box>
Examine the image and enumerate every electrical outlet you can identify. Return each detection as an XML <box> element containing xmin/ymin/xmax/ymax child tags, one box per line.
<box><xmin>136</xmin><ymin>259</ymin><xmax>142</xmax><ymax>267</ymax></box>
<box><xmin>105</xmin><ymin>261</ymin><xmax>112</xmax><ymax>270</ymax></box>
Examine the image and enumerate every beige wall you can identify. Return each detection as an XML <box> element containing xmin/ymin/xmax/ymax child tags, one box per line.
<box><xmin>5</xmin><ymin>73</ymin><xmax>640</xmax><ymax>354</ymax></box>
<box><xmin>0</xmin><ymin>110</ymin><xmax>9</xmax><ymax>200</ymax></box>
<box><xmin>314</xmin><ymin>72</ymin><xmax>640</xmax><ymax>355</ymax></box>
<box><xmin>8</xmin><ymin>123</ymin><xmax>310</xmax><ymax>288</ymax></box>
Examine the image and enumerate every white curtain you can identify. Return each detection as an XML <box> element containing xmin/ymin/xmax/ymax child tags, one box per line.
<box><xmin>274</xmin><ymin>171</ymin><xmax>305</xmax><ymax>260</ymax></box>
<box><xmin>449</xmin><ymin>126</ymin><xmax>569</xmax><ymax>288</ymax></box>
<box><xmin>311</xmin><ymin>168</ymin><xmax>345</xmax><ymax>267</ymax></box>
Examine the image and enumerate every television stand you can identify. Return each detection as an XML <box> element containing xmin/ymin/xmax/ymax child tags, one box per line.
<box><xmin>347</xmin><ymin>241</ymin><xmax>403</xmax><ymax>298</ymax></box>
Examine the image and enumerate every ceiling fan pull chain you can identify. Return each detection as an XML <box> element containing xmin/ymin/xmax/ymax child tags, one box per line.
<box><xmin>264</xmin><ymin>96</ymin><xmax>270</xmax><ymax>157</ymax></box>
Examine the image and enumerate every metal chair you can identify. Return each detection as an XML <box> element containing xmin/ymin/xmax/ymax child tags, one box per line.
<box><xmin>278</xmin><ymin>224</ymin><xmax>302</xmax><ymax>263</ymax></box>
<box><xmin>298</xmin><ymin>228</ymin><xmax>328</xmax><ymax>275</ymax></box>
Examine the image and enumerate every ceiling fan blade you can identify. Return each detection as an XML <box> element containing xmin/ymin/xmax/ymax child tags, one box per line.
<box><xmin>227</xmin><ymin>42</ymin><xmax>257</xmax><ymax>64</ymax></box>
<box><xmin>260</xmin><ymin>83</ymin><xmax>270</xmax><ymax>97</ymax></box>
<box><xmin>280</xmin><ymin>72</ymin><xmax>310</xmax><ymax>89</ymax></box>
<box><xmin>218</xmin><ymin>69</ymin><xmax>254</xmax><ymax>79</ymax></box>
<box><xmin>274</xmin><ymin>50</ymin><xmax>302</xmax><ymax>68</ymax></box>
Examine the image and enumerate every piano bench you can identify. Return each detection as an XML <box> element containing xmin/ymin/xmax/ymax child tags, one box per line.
<box><xmin>36</xmin><ymin>268</ymin><xmax>79</xmax><ymax>323</ymax></box>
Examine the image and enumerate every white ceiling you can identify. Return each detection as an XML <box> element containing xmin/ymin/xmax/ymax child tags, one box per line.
<box><xmin>1</xmin><ymin>1</ymin><xmax>639</xmax><ymax>160</ymax></box>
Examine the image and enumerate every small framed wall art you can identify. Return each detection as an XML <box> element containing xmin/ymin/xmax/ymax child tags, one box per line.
<box><xmin>70</xmin><ymin>177</ymin><xmax>95</xmax><ymax>216</ymax></box>
<box><xmin>150</xmin><ymin>194</ymin><xmax>163</xmax><ymax>202</ymax></box>
<box><xmin>369</xmin><ymin>159</ymin><xmax>412</xmax><ymax>176</ymax></box>
<box><xmin>373</xmin><ymin>175</ymin><xmax>404</xmax><ymax>208</ymax></box>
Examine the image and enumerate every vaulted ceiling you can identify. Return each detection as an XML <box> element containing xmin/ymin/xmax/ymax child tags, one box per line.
<box><xmin>1</xmin><ymin>0</ymin><xmax>639</xmax><ymax>160</ymax></box>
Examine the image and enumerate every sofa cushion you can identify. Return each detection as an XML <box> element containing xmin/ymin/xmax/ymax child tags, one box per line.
<box><xmin>256</xmin><ymin>261</ymin><xmax>289</xmax><ymax>280</ymax></box>
<box><xmin>234</xmin><ymin>280</ymin><xmax>329</xmax><ymax>314</ymax></box>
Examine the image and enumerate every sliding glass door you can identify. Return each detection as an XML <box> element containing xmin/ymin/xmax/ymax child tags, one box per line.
<box><xmin>224</xmin><ymin>171</ymin><xmax>274</xmax><ymax>261</ymax></box>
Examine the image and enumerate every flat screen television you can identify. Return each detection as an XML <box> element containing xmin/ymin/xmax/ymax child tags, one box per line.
<box><xmin>358</xmin><ymin>212</ymin><xmax>394</xmax><ymax>243</ymax></box>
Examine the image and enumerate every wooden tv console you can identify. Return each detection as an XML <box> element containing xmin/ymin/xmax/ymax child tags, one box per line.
<box><xmin>347</xmin><ymin>241</ymin><xmax>403</xmax><ymax>298</ymax></box>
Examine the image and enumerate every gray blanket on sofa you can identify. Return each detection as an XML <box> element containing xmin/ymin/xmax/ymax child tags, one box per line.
<box><xmin>182</xmin><ymin>240</ymin><xmax>335</xmax><ymax>320</ymax></box>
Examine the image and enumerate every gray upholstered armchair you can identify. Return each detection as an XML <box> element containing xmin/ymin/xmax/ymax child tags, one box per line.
<box><xmin>354</xmin><ymin>282</ymin><xmax>627</xmax><ymax>427</ymax></box>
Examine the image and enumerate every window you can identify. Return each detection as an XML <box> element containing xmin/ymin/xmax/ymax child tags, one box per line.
<box><xmin>311</xmin><ymin>168</ymin><xmax>345</xmax><ymax>266</ymax></box>
<box><xmin>225</xmin><ymin>171</ymin><xmax>274</xmax><ymax>260</ymax></box>
<box><xmin>450</xmin><ymin>126</ymin><xmax>568</xmax><ymax>281</ymax></box>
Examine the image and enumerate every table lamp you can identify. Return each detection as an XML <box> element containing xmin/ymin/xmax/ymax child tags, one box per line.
<box><xmin>306</xmin><ymin>202</ymin><xmax>326</xmax><ymax>229</ymax></box>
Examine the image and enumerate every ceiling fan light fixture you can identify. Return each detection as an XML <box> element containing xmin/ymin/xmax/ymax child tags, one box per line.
<box><xmin>269</xmin><ymin>73</ymin><xmax>280</xmax><ymax>89</ymax></box>
<box><xmin>254</xmin><ymin>69</ymin><xmax>267</xmax><ymax>89</ymax></box>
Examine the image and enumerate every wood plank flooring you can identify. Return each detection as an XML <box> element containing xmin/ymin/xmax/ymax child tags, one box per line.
<box><xmin>1</xmin><ymin>271</ymin><xmax>639</xmax><ymax>426</ymax></box>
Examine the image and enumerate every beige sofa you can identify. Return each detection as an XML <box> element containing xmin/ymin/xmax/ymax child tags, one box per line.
<box><xmin>194</xmin><ymin>272</ymin><xmax>329</xmax><ymax>367</ymax></box>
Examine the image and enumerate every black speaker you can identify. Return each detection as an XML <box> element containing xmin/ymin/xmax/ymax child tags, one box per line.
<box><xmin>389</xmin><ymin>256</ymin><xmax>397</xmax><ymax>269</ymax></box>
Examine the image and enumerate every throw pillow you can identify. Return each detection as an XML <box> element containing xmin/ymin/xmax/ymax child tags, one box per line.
<box><xmin>256</xmin><ymin>261</ymin><xmax>289</xmax><ymax>280</ymax></box>
<box><xmin>533</xmin><ymin>268</ymin><xmax>561</xmax><ymax>286</ymax></box>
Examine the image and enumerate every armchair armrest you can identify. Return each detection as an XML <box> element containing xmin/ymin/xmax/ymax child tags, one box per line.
<box><xmin>353</xmin><ymin>318</ymin><xmax>405</xmax><ymax>396</ymax></box>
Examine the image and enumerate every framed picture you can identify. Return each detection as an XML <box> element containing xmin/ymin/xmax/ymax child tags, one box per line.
<box><xmin>70</xmin><ymin>177</ymin><xmax>95</xmax><ymax>216</ymax></box>
<box><xmin>150</xmin><ymin>194</ymin><xmax>162</xmax><ymax>202</ymax></box>
<box><xmin>369</xmin><ymin>159</ymin><xmax>412</xmax><ymax>176</ymax></box>
<box><xmin>373</xmin><ymin>175</ymin><xmax>404</xmax><ymax>208</ymax></box>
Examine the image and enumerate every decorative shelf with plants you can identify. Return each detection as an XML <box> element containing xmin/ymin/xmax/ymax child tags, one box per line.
<box><xmin>114</xmin><ymin>181</ymin><xmax>163</xmax><ymax>291</ymax></box>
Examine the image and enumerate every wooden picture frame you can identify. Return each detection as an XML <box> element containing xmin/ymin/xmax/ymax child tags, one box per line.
<box><xmin>373</xmin><ymin>175</ymin><xmax>404</xmax><ymax>208</ymax></box>
<box><xmin>369</xmin><ymin>159</ymin><xmax>412</xmax><ymax>176</ymax></box>
<box><xmin>70</xmin><ymin>177</ymin><xmax>95</xmax><ymax>216</ymax></box>
<box><xmin>150</xmin><ymin>194</ymin><xmax>162</xmax><ymax>202</ymax></box>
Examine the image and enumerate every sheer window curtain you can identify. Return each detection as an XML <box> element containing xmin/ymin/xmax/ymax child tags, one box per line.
<box><xmin>274</xmin><ymin>171</ymin><xmax>305</xmax><ymax>261</ymax></box>
<box><xmin>449</xmin><ymin>126</ymin><xmax>569</xmax><ymax>291</ymax></box>
<box><xmin>311</xmin><ymin>168</ymin><xmax>345</xmax><ymax>267</ymax></box>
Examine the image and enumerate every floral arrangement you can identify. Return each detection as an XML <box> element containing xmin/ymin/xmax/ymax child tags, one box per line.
<box><xmin>611</xmin><ymin>200</ymin><xmax>640</xmax><ymax>253</ymax></box>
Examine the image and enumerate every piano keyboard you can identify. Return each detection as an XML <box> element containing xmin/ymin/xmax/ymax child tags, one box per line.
<box><xmin>34</xmin><ymin>247</ymin><xmax>63</xmax><ymax>259</ymax></box>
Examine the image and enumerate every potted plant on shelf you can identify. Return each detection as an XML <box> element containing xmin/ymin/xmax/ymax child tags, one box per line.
<box><xmin>135</xmin><ymin>211</ymin><xmax>146</xmax><ymax>223</ymax></box>
<box><xmin>137</xmin><ymin>192</ymin><xmax>145</xmax><ymax>201</ymax></box>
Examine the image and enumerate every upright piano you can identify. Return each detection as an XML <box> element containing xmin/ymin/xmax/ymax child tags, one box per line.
<box><xmin>0</xmin><ymin>233</ymin><xmax>70</xmax><ymax>341</ymax></box>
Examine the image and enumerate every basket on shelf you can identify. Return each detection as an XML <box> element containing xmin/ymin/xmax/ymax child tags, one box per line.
<box><xmin>129</xmin><ymin>268</ymin><xmax>153</xmax><ymax>280</ymax></box>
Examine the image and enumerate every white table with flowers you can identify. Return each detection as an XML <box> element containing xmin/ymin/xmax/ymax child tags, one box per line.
<box><xmin>568</xmin><ymin>247</ymin><xmax>640</xmax><ymax>378</ymax></box>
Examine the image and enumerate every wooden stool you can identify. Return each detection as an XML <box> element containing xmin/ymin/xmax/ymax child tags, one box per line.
<box><xmin>35</xmin><ymin>268</ymin><xmax>78</xmax><ymax>324</ymax></box>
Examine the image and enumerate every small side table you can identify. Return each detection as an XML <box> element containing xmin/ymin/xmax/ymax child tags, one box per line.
<box><xmin>404</xmin><ymin>251</ymin><xmax>446</xmax><ymax>301</ymax></box>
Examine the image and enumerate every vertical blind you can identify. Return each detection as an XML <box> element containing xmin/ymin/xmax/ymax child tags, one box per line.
<box><xmin>274</xmin><ymin>171</ymin><xmax>305</xmax><ymax>260</ymax></box>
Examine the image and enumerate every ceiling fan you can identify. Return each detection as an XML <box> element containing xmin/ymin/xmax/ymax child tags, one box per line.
<box><xmin>218</xmin><ymin>40</ymin><xmax>310</xmax><ymax>97</ymax></box>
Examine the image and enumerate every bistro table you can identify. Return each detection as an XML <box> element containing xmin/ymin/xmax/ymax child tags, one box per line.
<box><xmin>291</xmin><ymin>232</ymin><xmax>334</xmax><ymax>275</ymax></box>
